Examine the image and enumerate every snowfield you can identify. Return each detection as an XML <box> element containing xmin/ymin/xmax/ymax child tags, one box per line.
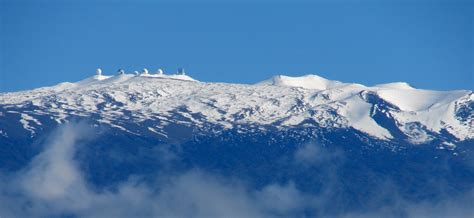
<box><xmin>0</xmin><ymin>73</ymin><xmax>472</xmax><ymax>143</ymax></box>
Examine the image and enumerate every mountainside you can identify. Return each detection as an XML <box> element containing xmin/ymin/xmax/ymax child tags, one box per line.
<box><xmin>0</xmin><ymin>73</ymin><xmax>473</xmax><ymax>217</ymax></box>
<box><xmin>1</xmin><ymin>73</ymin><xmax>472</xmax><ymax>145</ymax></box>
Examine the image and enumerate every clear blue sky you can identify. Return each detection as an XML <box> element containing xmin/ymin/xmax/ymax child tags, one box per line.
<box><xmin>1</xmin><ymin>0</ymin><xmax>472</xmax><ymax>92</ymax></box>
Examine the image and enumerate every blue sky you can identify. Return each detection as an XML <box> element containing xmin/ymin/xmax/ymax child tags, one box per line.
<box><xmin>1</xmin><ymin>0</ymin><xmax>472</xmax><ymax>92</ymax></box>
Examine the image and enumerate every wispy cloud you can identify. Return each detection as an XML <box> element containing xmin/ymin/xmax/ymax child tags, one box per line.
<box><xmin>294</xmin><ymin>141</ymin><xmax>343</xmax><ymax>167</ymax></box>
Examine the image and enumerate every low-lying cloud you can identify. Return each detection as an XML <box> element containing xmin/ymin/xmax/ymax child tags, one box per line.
<box><xmin>0</xmin><ymin>123</ymin><xmax>308</xmax><ymax>217</ymax></box>
<box><xmin>0</xmin><ymin>123</ymin><xmax>473</xmax><ymax>217</ymax></box>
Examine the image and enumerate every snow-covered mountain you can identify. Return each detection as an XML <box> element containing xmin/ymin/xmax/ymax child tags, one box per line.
<box><xmin>1</xmin><ymin>73</ymin><xmax>473</xmax><ymax>217</ymax></box>
<box><xmin>1</xmin><ymin>73</ymin><xmax>472</xmax><ymax>146</ymax></box>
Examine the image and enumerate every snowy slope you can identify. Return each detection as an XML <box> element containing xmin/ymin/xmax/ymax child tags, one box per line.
<box><xmin>0</xmin><ymin>73</ymin><xmax>472</xmax><ymax>144</ymax></box>
<box><xmin>257</xmin><ymin>74</ymin><xmax>347</xmax><ymax>90</ymax></box>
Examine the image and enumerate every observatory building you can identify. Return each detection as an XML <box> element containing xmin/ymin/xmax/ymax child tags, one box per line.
<box><xmin>156</xmin><ymin>69</ymin><xmax>164</xmax><ymax>75</ymax></box>
<box><xmin>96</xmin><ymin>68</ymin><xmax>102</xmax><ymax>75</ymax></box>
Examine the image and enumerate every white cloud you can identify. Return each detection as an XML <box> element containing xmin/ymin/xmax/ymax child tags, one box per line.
<box><xmin>294</xmin><ymin>142</ymin><xmax>343</xmax><ymax>167</ymax></box>
<box><xmin>19</xmin><ymin>123</ymin><xmax>90</xmax><ymax>202</ymax></box>
<box><xmin>256</xmin><ymin>182</ymin><xmax>306</xmax><ymax>214</ymax></box>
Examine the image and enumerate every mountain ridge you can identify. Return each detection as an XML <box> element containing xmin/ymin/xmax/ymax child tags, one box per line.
<box><xmin>1</xmin><ymin>73</ymin><xmax>472</xmax><ymax>146</ymax></box>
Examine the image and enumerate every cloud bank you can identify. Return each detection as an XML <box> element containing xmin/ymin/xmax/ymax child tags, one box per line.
<box><xmin>0</xmin><ymin>123</ymin><xmax>473</xmax><ymax>217</ymax></box>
